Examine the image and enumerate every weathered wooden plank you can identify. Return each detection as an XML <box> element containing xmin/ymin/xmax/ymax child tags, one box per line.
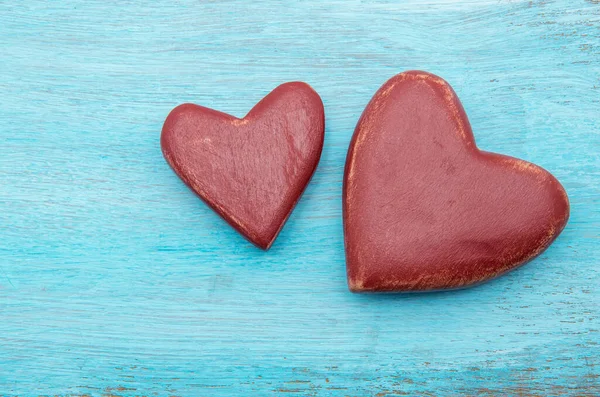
<box><xmin>1</xmin><ymin>0</ymin><xmax>599</xmax><ymax>395</ymax></box>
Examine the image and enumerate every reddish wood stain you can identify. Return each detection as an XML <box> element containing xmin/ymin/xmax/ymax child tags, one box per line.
<box><xmin>343</xmin><ymin>71</ymin><xmax>569</xmax><ymax>292</ymax></box>
<box><xmin>162</xmin><ymin>82</ymin><xmax>325</xmax><ymax>249</ymax></box>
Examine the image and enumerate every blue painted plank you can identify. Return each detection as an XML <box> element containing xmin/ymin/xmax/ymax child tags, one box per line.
<box><xmin>1</xmin><ymin>0</ymin><xmax>599</xmax><ymax>395</ymax></box>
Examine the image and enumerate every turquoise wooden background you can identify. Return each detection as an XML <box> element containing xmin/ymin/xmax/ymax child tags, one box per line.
<box><xmin>1</xmin><ymin>0</ymin><xmax>599</xmax><ymax>395</ymax></box>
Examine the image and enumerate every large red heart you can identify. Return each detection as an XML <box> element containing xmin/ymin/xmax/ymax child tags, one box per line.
<box><xmin>162</xmin><ymin>82</ymin><xmax>324</xmax><ymax>249</ymax></box>
<box><xmin>343</xmin><ymin>71</ymin><xmax>569</xmax><ymax>292</ymax></box>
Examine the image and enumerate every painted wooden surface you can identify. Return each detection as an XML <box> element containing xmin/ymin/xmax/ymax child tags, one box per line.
<box><xmin>1</xmin><ymin>0</ymin><xmax>599</xmax><ymax>395</ymax></box>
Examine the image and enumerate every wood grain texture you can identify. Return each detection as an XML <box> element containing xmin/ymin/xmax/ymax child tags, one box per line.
<box><xmin>1</xmin><ymin>0</ymin><xmax>599</xmax><ymax>395</ymax></box>
<box><xmin>343</xmin><ymin>71</ymin><xmax>570</xmax><ymax>292</ymax></box>
<box><xmin>161</xmin><ymin>82</ymin><xmax>325</xmax><ymax>250</ymax></box>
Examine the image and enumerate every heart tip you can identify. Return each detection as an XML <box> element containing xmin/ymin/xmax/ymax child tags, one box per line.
<box><xmin>347</xmin><ymin>277</ymin><xmax>366</xmax><ymax>293</ymax></box>
<box><xmin>251</xmin><ymin>236</ymin><xmax>275</xmax><ymax>251</ymax></box>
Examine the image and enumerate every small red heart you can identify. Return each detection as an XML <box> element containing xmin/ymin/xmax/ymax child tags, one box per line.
<box><xmin>344</xmin><ymin>71</ymin><xmax>569</xmax><ymax>292</ymax></box>
<box><xmin>162</xmin><ymin>82</ymin><xmax>324</xmax><ymax>250</ymax></box>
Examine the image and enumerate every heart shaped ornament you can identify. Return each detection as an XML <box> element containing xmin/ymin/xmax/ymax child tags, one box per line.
<box><xmin>343</xmin><ymin>71</ymin><xmax>569</xmax><ymax>292</ymax></box>
<box><xmin>162</xmin><ymin>82</ymin><xmax>324</xmax><ymax>250</ymax></box>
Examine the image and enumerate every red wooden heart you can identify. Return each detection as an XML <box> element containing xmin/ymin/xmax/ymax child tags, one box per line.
<box><xmin>161</xmin><ymin>82</ymin><xmax>324</xmax><ymax>250</ymax></box>
<box><xmin>343</xmin><ymin>71</ymin><xmax>569</xmax><ymax>292</ymax></box>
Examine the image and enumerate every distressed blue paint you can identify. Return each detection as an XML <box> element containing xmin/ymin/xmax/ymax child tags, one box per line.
<box><xmin>1</xmin><ymin>0</ymin><xmax>599</xmax><ymax>395</ymax></box>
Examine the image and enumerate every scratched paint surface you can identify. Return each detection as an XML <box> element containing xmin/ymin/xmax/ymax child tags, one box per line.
<box><xmin>1</xmin><ymin>0</ymin><xmax>599</xmax><ymax>395</ymax></box>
